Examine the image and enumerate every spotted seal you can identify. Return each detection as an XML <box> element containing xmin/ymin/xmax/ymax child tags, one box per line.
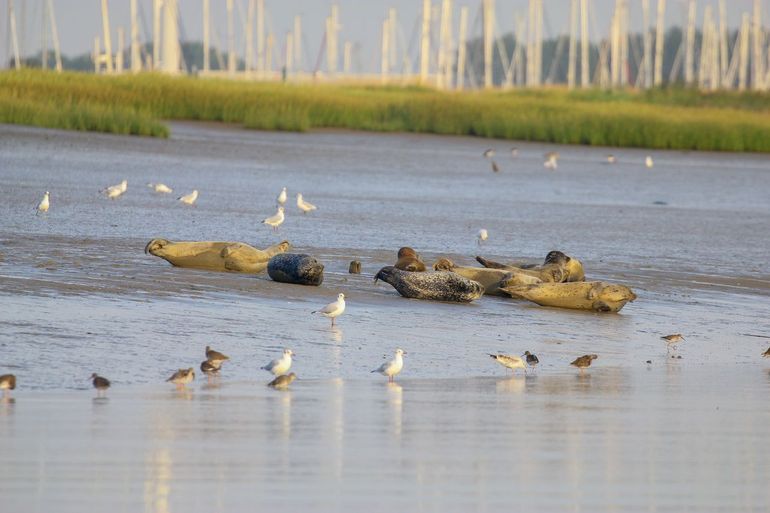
<box><xmin>374</xmin><ymin>265</ymin><xmax>484</xmax><ymax>302</ymax></box>
<box><xmin>394</xmin><ymin>247</ymin><xmax>426</xmax><ymax>272</ymax></box>
<box><xmin>267</xmin><ymin>253</ymin><xmax>324</xmax><ymax>286</ymax></box>
<box><xmin>145</xmin><ymin>239</ymin><xmax>290</xmax><ymax>273</ymax></box>
<box><xmin>432</xmin><ymin>257</ymin><xmax>541</xmax><ymax>296</ymax></box>
<box><xmin>476</xmin><ymin>250</ymin><xmax>585</xmax><ymax>282</ymax></box>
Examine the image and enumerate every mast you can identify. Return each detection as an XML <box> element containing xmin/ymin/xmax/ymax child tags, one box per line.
<box><xmin>580</xmin><ymin>0</ymin><xmax>589</xmax><ymax>88</ymax></box>
<box><xmin>483</xmin><ymin>0</ymin><xmax>494</xmax><ymax>88</ymax></box>
<box><xmin>643</xmin><ymin>0</ymin><xmax>652</xmax><ymax>88</ymax></box>
<box><xmin>456</xmin><ymin>6</ymin><xmax>468</xmax><ymax>89</ymax></box>
<box><xmin>8</xmin><ymin>0</ymin><xmax>21</xmax><ymax>69</ymax></box>
<box><xmin>227</xmin><ymin>0</ymin><xmax>235</xmax><ymax>75</ymax></box>
<box><xmin>653</xmin><ymin>0</ymin><xmax>665</xmax><ymax>86</ymax></box>
<box><xmin>162</xmin><ymin>0</ymin><xmax>179</xmax><ymax>74</ymax></box>
<box><xmin>47</xmin><ymin>0</ymin><xmax>62</xmax><ymax>72</ymax></box>
<box><xmin>132</xmin><ymin>0</ymin><xmax>142</xmax><ymax>72</ymax></box>
<box><xmin>257</xmin><ymin>0</ymin><xmax>265</xmax><ymax>74</ymax></box>
<box><xmin>246</xmin><ymin>0</ymin><xmax>254</xmax><ymax>73</ymax></box>
<box><xmin>293</xmin><ymin>16</ymin><xmax>302</xmax><ymax>72</ymax></box>
<box><xmin>739</xmin><ymin>12</ymin><xmax>750</xmax><ymax>90</ymax></box>
<box><xmin>101</xmin><ymin>0</ymin><xmax>114</xmax><ymax>73</ymax></box>
<box><xmin>116</xmin><ymin>27</ymin><xmax>124</xmax><ymax>73</ymax></box>
<box><xmin>420</xmin><ymin>0</ymin><xmax>431</xmax><ymax>84</ymax></box>
<box><xmin>753</xmin><ymin>0</ymin><xmax>764</xmax><ymax>90</ymax></box>
<box><xmin>152</xmin><ymin>0</ymin><xmax>161</xmax><ymax>70</ymax></box>
<box><xmin>684</xmin><ymin>0</ymin><xmax>696</xmax><ymax>85</ymax></box>
<box><xmin>718</xmin><ymin>0</ymin><xmax>727</xmax><ymax>87</ymax></box>
<box><xmin>567</xmin><ymin>0</ymin><xmax>578</xmax><ymax>89</ymax></box>
<box><xmin>381</xmin><ymin>17</ymin><xmax>389</xmax><ymax>83</ymax></box>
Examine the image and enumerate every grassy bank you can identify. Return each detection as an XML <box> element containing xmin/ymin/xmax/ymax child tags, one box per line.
<box><xmin>2</xmin><ymin>70</ymin><xmax>770</xmax><ymax>152</ymax></box>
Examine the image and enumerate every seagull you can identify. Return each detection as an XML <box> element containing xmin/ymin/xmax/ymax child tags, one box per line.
<box><xmin>544</xmin><ymin>152</ymin><xmax>559</xmax><ymax>169</ymax></box>
<box><xmin>200</xmin><ymin>360</ymin><xmax>221</xmax><ymax>376</ymax></box>
<box><xmin>511</xmin><ymin>148</ymin><xmax>519</xmax><ymax>157</ymax></box>
<box><xmin>372</xmin><ymin>348</ymin><xmax>405</xmax><ymax>382</ymax></box>
<box><xmin>312</xmin><ymin>293</ymin><xmax>346</xmax><ymax>327</ymax></box>
<box><xmin>37</xmin><ymin>191</ymin><xmax>50</xmax><ymax>214</ymax></box>
<box><xmin>178</xmin><ymin>190</ymin><xmax>199</xmax><ymax>205</ymax></box>
<box><xmin>482</xmin><ymin>149</ymin><xmax>495</xmax><ymax>158</ymax></box>
<box><xmin>147</xmin><ymin>183</ymin><xmax>173</xmax><ymax>193</ymax></box>
<box><xmin>570</xmin><ymin>354</ymin><xmax>598</xmax><ymax>372</ymax></box>
<box><xmin>268</xmin><ymin>372</ymin><xmax>297</xmax><ymax>389</ymax></box>
<box><xmin>606</xmin><ymin>154</ymin><xmax>616</xmax><ymax>164</ymax></box>
<box><xmin>491</xmin><ymin>160</ymin><xmax>500</xmax><ymax>173</ymax></box>
<box><xmin>277</xmin><ymin>187</ymin><xmax>287</xmax><ymax>206</ymax></box>
<box><xmin>296</xmin><ymin>193</ymin><xmax>317</xmax><ymax>214</ymax></box>
<box><xmin>102</xmin><ymin>179</ymin><xmax>128</xmax><ymax>199</ymax></box>
<box><xmin>477</xmin><ymin>229</ymin><xmax>488</xmax><ymax>245</ymax></box>
<box><xmin>90</xmin><ymin>373</ymin><xmax>111</xmax><ymax>396</ymax></box>
<box><xmin>661</xmin><ymin>333</ymin><xmax>685</xmax><ymax>351</ymax></box>
<box><xmin>262</xmin><ymin>349</ymin><xmax>294</xmax><ymax>376</ymax></box>
<box><xmin>205</xmin><ymin>345</ymin><xmax>229</xmax><ymax>365</ymax></box>
<box><xmin>523</xmin><ymin>350</ymin><xmax>539</xmax><ymax>370</ymax></box>
<box><xmin>166</xmin><ymin>368</ymin><xmax>195</xmax><ymax>387</ymax></box>
<box><xmin>645</xmin><ymin>156</ymin><xmax>654</xmax><ymax>168</ymax></box>
<box><xmin>0</xmin><ymin>374</ymin><xmax>16</xmax><ymax>397</ymax></box>
<box><xmin>262</xmin><ymin>206</ymin><xmax>285</xmax><ymax>231</ymax></box>
<box><xmin>489</xmin><ymin>353</ymin><xmax>526</xmax><ymax>374</ymax></box>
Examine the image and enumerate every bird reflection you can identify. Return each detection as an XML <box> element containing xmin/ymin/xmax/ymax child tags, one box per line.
<box><xmin>387</xmin><ymin>382</ymin><xmax>403</xmax><ymax>437</ymax></box>
<box><xmin>330</xmin><ymin>327</ymin><xmax>343</xmax><ymax>343</ymax></box>
<box><xmin>144</xmin><ymin>448</ymin><xmax>172</xmax><ymax>513</ymax></box>
<box><xmin>280</xmin><ymin>392</ymin><xmax>292</xmax><ymax>440</ymax></box>
<box><xmin>495</xmin><ymin>376</ymin><xmax>525</xmax><ymax>394</ymax></box>
<box><xmin>170</xmin><ymin>388</ymin><xmax>194</xmax><ymax>401</ymax></box>
<box><xmin>0</xmin><ymin>396</ymin><xmax>15</xmax><ymax>413</ymax></box>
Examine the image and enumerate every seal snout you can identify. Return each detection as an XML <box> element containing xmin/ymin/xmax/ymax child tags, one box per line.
<box><xmin>374</xmin><ymin>266</ymin><xmax>395</xmax><ymax>284</ymax></box>
<box><xmin>144</xmin><ymin>238</ymin><xmax>169</xmax><ymax>255</ymax></box>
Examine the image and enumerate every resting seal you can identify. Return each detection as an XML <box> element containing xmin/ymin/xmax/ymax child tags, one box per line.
<box><xmin>267</xmin><ymin>253</ymin><xmax>324</xmax><ymax>286</ymax></box>
<box><xmin>432</xmin><ymin>258</ymin><xmax>541</xmax><ymax>296</ymax></box>
<box><xmin>476</xmin><ymin>250</ymin><xmax>585</xmax><ymax>282</ymax></box>
<box><xmin>500</xmin><ymin>281</ymin><xmax>637</xmax><ymax>313</ymax></box>
<box><xmin>374</xmin><ymin>265</ymin><xmax>484</xmax><ymax>302</ymax></box>
<box><xmin>394</xmin><ymin>247</ymin><xmax>426</xmax><ymax>272</ymax></box>
<box><xmin>145</xmin><ymin>239</ymin><xmax>290</xmax><ymax>273</ymax></box>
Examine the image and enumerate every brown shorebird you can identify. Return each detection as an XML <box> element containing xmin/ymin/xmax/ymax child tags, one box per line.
<box><xmin>90</xmin><ymin>373</ymin><xmax>111</xmax><ymax>395</ymax></box>
<box><xmin>200</xmin><ymin>360</ymin><xmax>221</xmax><ymax>376</ymax></box>
<box><xmin>482</xmin><ymin>149</ymin><xmax>495</xmax><ymax>158</ymax></box>
<box><xmin>268</xmin><ymin>372</ymin><xmax>297</xmax><ymax>389</ymax></box>
<box><xmin>491</xmin><ymin>161</ymin><xmax>500</xmax><ymax>173</ymax></box>
<box><xmin>167</xmin><ymin>368</ymin><xmax>195</xmax><ymax>388</ymax></box>
<box><xmin>205</xmin><ymin>346</ymin><xmax>229</xmax><ymax>365</ymax></box>
<box><xmin>661</xmin><ymin>334</ymin><xmax>685</xmax><ymax>351</ymax></box>
<box><xmin>762</xmin><ymin>347</ymin><xmax>770</xmax><ymax>358</ymax></box>
<box><xmin>523</xmin><ymin>351</ymin><xmax>539</xmax><ymax>370</ymax></box>
<box><xmin>489</xmin><ymin>353</ymin><xmax>526</xmax><ymax>374</ymax></box>
<box><xmin>571</xmin><ymin>354</ymin><xmax>598</xmax><ymax>372</ymax></box>
<box><xmin>0</xmin><ymin>374</ymin><xmax>16</xmax><ymax>396</ymax></box>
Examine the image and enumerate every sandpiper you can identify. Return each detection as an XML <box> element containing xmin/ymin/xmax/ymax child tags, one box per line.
<box><xmin>205</xmin><ymin>345</ymin><xmax>229</xmax><ymax>365</ymax></box>
<box><xmin>268</xmin><ymin>372</ymin><xmax>297</xmax><ymax>389</ymax></box>
<box><xmin>262</xmin><ymin>206</ymin><xmax>285</xmax><ymax>231</ymax></box>
<box><xmin>571</xmin><ymin>354</ymin><xmax>598</xmax><ymax>372</ymax></box>
<box><xmin>482</xmin><ymin>149</ymin><xmax>495</xmax><ymax>158</ymax></box>
<box><xmin>37</xmin><ymin>191</ymin><xmax>50</xmax><ymax>214</ymax></box>
<box><xmin>0</xmin><ymin>374</ymin><xmax>16</xmax><ymax>396</ymax></box>
<box><xmin>661</xmin><ymin>333</ymin><xmax>685</xmax><ymax>351</ymax></box>
<box><xmin>372</xmin><ymin>349</ymin><xmax>405</xmax><ymax>382</ymax></box>
<box><xmin>90</xmin><ymin>373</ymin><xmax>111</xmax><ymax>395</ymax></box>
<box><xmin>167</xmin><ymin>368</ymin><xmax>195</xmax><ymax>387</ymax></box>
<box><xmin>544</xmin><ymin>152</ymin><xmax>559</xmax><ymax>170</ymax></box>
<box><xmin>313</xmin><ymin>293</ymin><xmax>346</xmax><ymax>327</ymax></box>
<box><xmin>523</xmin><ymin>350</ymin><xmax>539</xmax><ymax>370</ymax></box>
<box><xmin>200</xmin><ymin>360</ymin><xmax>221</xmax><ymax>376</ymax></box>
<box><xmin>262</xmin><ymin>349</ymin><xmax>294</xmax><ymax>376</ymax></box>
<box><xmin>489</xmin><ymin>353</ymin><xmax>526</xmax><ymax>374</ymax></box>
<box><xmin>645</xmin><ymin>156</ymin><xmax>654</xmax><ymax>168</ymax></box>
<box><xmin>606</xmin><ymin>154</ymin><xmax>616</xmax><ymax>164</ymax></box>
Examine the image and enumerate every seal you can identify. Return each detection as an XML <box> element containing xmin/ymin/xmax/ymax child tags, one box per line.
<box><xmin>145</xmin><ymin>239</ymin><xmax>290</xmax><ymax>273</ymax></box>
<box><xmin>394</xmin><ymin>247</ymin><xmax>426</xmax><ymax>272</ymax></box>
<box><xmin>374</xmin><ymin>265</ymin><xmax>484</xmax><ymax>302</ymax></box>
<box><xmin>432</xmin><ymin>258</ymin><xmax>540</xmax><ymax>296</ymax></box>
<box><xmin>500</xmin><ymin>281</ymin><xmax>637</xmax><ymax>313</ymax></box>
<box><xmin>267</xmin><ymin>253</ymin><xmax>324</xmax><ymax>286</ymax></box>
<box><xmin>476</xmin><ymin>250</ymin><xmax>585</xmax><ymax>282</ymax></box>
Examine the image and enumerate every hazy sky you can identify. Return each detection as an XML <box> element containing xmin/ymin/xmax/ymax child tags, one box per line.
<box><xmin>3</xmin><ymin>0</ymin><xmax>766</xmax><ymax>69</ymax></box>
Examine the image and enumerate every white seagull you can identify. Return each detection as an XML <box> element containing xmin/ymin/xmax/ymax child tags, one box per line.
<box><xmin>261</xmin><ymin>349</ymin><xmax>294</xmax><ymax>376</ymax></box>
<box><xmin>102</xmin><ymin>179</ymin><xmax>128</xmax><ymax>199</ymax></box>
<box><xmin>178</xmin><ymin>190</ymin><xmax>199</xmax><ymax>205</ymax></box>
<box><xmin>276</xmin><ymin>187</ymin><xmax>287</xmax><ymax>206</ymax></box>
<box><xmin>262</xmin><ymin>206</ymin><xmax>285</xmax><ymax>231</ymax></box>
<box><xmin>296</xmin><ymin>193</ymin><xmax>317</xmax><ymax>214</ymax></box>
<box><xmin>489</xmin><ymin>353</ymin><xmax>527</xmax><ymax>374</ymax></box>
<box><xmin>372</xmin><ymin>348</ymin><xmax>406</xmax><ymax>382</ymax></box>
<box><xmin>544</xmin><ymin>152</ymin><xmax>559</xmax><ymax>170</ymax></box>
<box><xmin>645</xmin><ymin>156</ymin><xmax>654</xmax><ymax>168</ymax></box>
<box><xmin>147</xmin><ymin>183</ymin><xmax>173</xmax><ymax>194</ymax></box>
<box><xmin>477</xmin><ymin>228</ymin><xmax>488</xmax><ymax>245</ymax></box>
<box><xmin>313</xmin><ymin>293</ymin><xmax>346</xmax><ymax>327</ymax></box>
<box><xmin>37</xmin><ymin>191</ymin><xmax>50</xmax><ymax>214</ymax></box>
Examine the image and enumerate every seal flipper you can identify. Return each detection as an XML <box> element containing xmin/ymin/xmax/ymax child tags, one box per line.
<box><xmin>475</xmin><ymin>256</ymin><xmax>510</xmax><ymax>269</ymax></box>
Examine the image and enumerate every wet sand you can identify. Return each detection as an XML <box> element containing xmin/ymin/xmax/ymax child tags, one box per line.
<box><xmin>1</xmin><ymin>123</ymin><xmax>769</xmax><ymax>511</ymax></box>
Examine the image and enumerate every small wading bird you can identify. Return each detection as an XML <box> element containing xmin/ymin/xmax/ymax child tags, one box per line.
<box><xmin>205</xmin><ymin>346</ymin><xmax>229</xmax><ymax>366</ymax></box>
<box><xmin>90</xmin><ymin>373</ymin><xmax>111</xmax><ymax>396</ymax></box>
<box><xmin>661</xmin><ymin>333</ymin><xmax>685</xmax><ymax>351</ymax></box>
<box><xmin>372</xmin><ymin>349</ymin><xmax>405</xmax><ymax>382</ymax></box>
<box><xmin>200</xmin><ymin>360</ymin><xmax>221</xmax><ymax>376</ymax></box>
<box><xmin>606</xmin><ymin>154</ymin><xmax>617</xmax><ymax>164</ymax></box>
<box><xmin>167</xmin><ymin>368</ymin><xmax>195</xmax><ymax>388</ymax></box>
<box><xmin>544</xmin><ymin>152</ymin><xmax>559</xmax><ymax>170</ymax></box>
<box><xmin>313</xmin><ymin>293</ymin><xmax>346</xmax><ymax>327</ymax></box>
<box><xmin>511</xmin><ymin>148</ymin><xmax>519</xmax><ymax>157</ymax></box>
<box><xmin>477</xmin><ymin>229</ymin><xmax>489</xmax><ymax>245</ymax></box>
<box><xmin>262</xmin><ymin>206</ymin><xmax>285</xmax><ymax>231</ymax></box>
<box><xmin>0</xmin><ymin>374</ymin><xmax>16</xmax><ymax>397</ymax></box>
<box><xmin>178</xmin><ymin>190</ymin><xmax>199</xmax><ymax>205</ymax></box>
<box><xmin>37</xmin><ymin>191</ymin><xmax>50</xmax><ymax>214</ymax></box>
<box><xmin>523</xmin><ymin>351</ymin><xmax>539</xmax><ymax>370</ymax></box>
<box><xmin>147</xmin><ymin>183</ymin><xmax>173</xmax><ymax>194</ymax></box>
<box><xmin>268</xmin><ymin>372</ymin><xmax>297</xmax><ymax>389</ymax></box>
<box><xmin>482</xmin><ymin>149</ymin><xmax>496</xmax><ymax>158</ymax></box>
<box><xmin>645</xmin><ymin>156</ymin><xmax>654</xmax><ymax>168</ymax></box>
<box><xmin>296</xmin><ymin>193</ymin><xmax>317</xmax><ymax>214</ymax></box>
<box><xmin>571</xmin><ymin>354</ymin><xmax>598</xmax><ymax>372</ymax></box>
<box><xmin>277</xmin><ymin>187</ymin><xmax>287</xmax><ymax>206</ymax></box>
<box><xmin>262</xmin><ymin>349</ymin><xmax>294</xmax><ymax>376</ymax></box>
<box><xmin>489</xmin><ymin>353</ymin><xmax>526</xmax><ymax>374</ymax></box>
<box><xmin>102</xmin><ymin>179</ymin><xmax>128</xmax><ymax>199</ymax></box>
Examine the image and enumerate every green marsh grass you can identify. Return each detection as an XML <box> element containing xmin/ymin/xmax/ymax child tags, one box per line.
<box><xmin>2</xmin><ymin>70</ymin><xmax>770</xmax><ymax>152</ymax></box>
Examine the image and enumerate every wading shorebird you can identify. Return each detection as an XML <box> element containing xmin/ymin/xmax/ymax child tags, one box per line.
<box><xmin>661</xmin><ymin>334</ymin><xmax>685</xmax><ymax>351</ymax></box>
<box><xmin>200</xmin><ymin>360</ymin><xmax>221</xmax><ymax>376</ymax></box>
<box><xmin>0</xmin><ymin>374</ymin><xmax>16</xmax><ymax>397</ymax></box>
<box><xmin>262</xmin><ymin>206</ymin><xmax>285</xmax><ymax>231</ymax></box>
<box><xmin>37</xmin><ymin>191</ymin><xmax>50</xmax><ymax>214</ymax></box>
<box><xmin>544</xmin><ymin>152</ymin><xmax>559</xmax><ymax>170</ymax></box>
<box><xmin>313</xmin><ymin>293</ymin><xmax>346</xmax><ymax>327</ymax></box>
<box><xmin>489</xmin><ymin>353</ymin><xmax>526</xmax><ymax>374</ymax></box>
<box><xmin>482</xmin><ymin>149</ymin><xmax>496</xmax><ymax>158</ymax></box>
<box><xmin>490</xmin><ymin>161</ymin><xmax>500</xmax><ymax>173</ymax></box>
<box><xmin>645</xmin><ymin>156</ymin><xmax>654</xmax><ymax>168</ymax></box>
<box><xmin>571</xmin><ymin>354</ymin><xmax>598</xmax><ymax>372</ymax></box>
<box><xmin>178</xmin><ymin>190</ymin><xmax>199</xmax><ymax>205</ymax></box>
<box><xmin>102</xmin><ymin>179</ymin><xmax>128</xmax><ymax>199</ymax></box>
<box><xmin>372</xmin><ymin>349</ymin><xmax>405</xmax><ymax>382</ymax></box>
<box><xmin>511</xmin><ymin>148</ymin><xmax>519</xmax><ymax>157</ymax></box>
<box><xmin>606</xmin><ymin>154</ymin><xmax>617</xmax><ymax>164</ymax></box>
<box><xmin>523</xmin><ymin>351</ymin><xmax>539</xmax><ymax>370</ymax></box>
<box><xmin>90</xmin><ymin>373</ymin><xmax>111</xmax><ymax>396</ymax></box>
<box><xmin>166</xmin><ymin>368</ymin><xmax>195</xmax><ymax>387</ymax></box>
<box><xmin>147</xmin><ymin>183</ymin><xmax>173</xmax><ymax>193</ymax></box>
<box><xmin>268</xmin><ymin>372</ymin><xmax>297</xmax><ymax>389</ymax></box>
<box><xmin>276</xmin><ymin>187</ymin><xmax>287</xmax><ymax>206</ymax></box>
<box><xmin>262</xmin><ymin>349</ymin><xmax>294</xmax><ymax>376</ymax></box>
<box><xmin>296</xmin><ymin>193</ymin><xmax>317</xmax><ymax>214</ymax></box>
<box><xmin>205</xmin><ymin>346</ymin><xmax>230</xmax><ymax>366</ymax></box>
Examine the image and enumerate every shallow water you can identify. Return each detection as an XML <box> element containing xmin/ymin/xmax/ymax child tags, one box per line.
<box><xmin>1</xmin><ymin>123</ymin><xmax>769</xmax><ymax>511</ymax></box>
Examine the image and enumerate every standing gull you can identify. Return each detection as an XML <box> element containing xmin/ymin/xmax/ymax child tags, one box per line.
<box><xmin>277</xmin><ymin>187</ymin><xmax>287</xmax><ymax>206</ymax></box>
<box><xmin>571</xmin><ymin>354</ymin><xmax>598</xmax><ymax>372</ymax></box>
<box><xmin>489</xmin><ymin>353</ymin><xmax>526</xmax><ymax>374</ymax></box>
<box><xmin>313</xmin><ymin>293</ymin><xmax>346</xmax><ymax>327</ymax></box>
<box><xmin>511</xmin><ymin>148</ymin><xmax>519</xmax><ymax>157</ymax></box>
<box><xmin>262</xmin><ymin>206</ymin><xmax>285</xmax><ymax>231</ymax></box>
<box><xmin>477</xmin><ymin>229</ymin><xmax>488</xmax><ymax>245</ymax></box>
<box><xmin>661</xmin><ymin>333</ymin><xmax>685</xmax><ymax>351</ymax></box>
<box><xmin>0</xmin><ymin>374</ymin><xmax>16</xmax><ymax>397</ymax></box>
<box><xmin>262</xmin><ymin>349</ymin><xmax>294</xmax><ymax>376</ymax></box>
<box><xmin>606</xmin><ymin>154</ymin><xmax>617</xmax><ymax>164</ymax></box>
<box><xmin>544</xmin><ymin>152</ymin><xmax>559</xmax><ymax>169</ymax></box>
<box><xmin>482</xmin><ymin>149</ymin><xmax>496</xmax><ymax>158</ymax></box>
<box><xmin>645</xmin><ymin>156</ymin><xmax>654</xmax><ymax>168</ymax></box>
<box><xmin>102</xmin><ymin>179</ymin><xmax>128</xmax><ymax>199</ymax></box>
<box><xmin>90</xmin><ymin>373</ymin><xmax>111</xmax><ymax>396</ymax></box>
<box><xmin>147</xmin><ymin>183</ymin><xmax>173</xmax><ymax>193</ymax></box>
<box><xmin>372</xmin><ymin>349</ymin><xmax>406</xmax><ymax>382</ymax></box>
<box><xmin>296</xmin><ymin>193</ymin><xmax>317</xmax><ymax>214</ymax></box>
<box><xmin>523</xmin><ymin>351</ymin><xmax>539</xmax><ymax>370</ymax></box>
<box><xmin>166</xmin><ymin>368</ymin><xmax>195</xmax><ymax>387</ymax></box>
<box><xmin>37</xmin><ymin>191</ymin><xmax>50</xmax><ymax>214</ymax></box>
<box><xmin>178</xmin><ymin>190</ymin><xmax>199</xmax><ymax>205</ymax></box>
<box><xmin>268</xmin><ymin>372</ymin><xmax>297</xmax><ymax>389</ymax></box>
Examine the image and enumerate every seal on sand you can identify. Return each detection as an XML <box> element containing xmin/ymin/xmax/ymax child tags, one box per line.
<box><xmin>501</xmin><ymin>281</ymin><xmax>636</xmax><ymax>312</ymax></box>
<box><xmin>145</xmin><ymin>239</ymin><xmax>290</xmax><ymax>273</ymax></box>
<box><xmin>374</xmin><ymin>266</ymin><xmax>484</xmax><ymax>302</ymax></box>
<box><xmin>476</xmin><ymin>250</ymin><xmax>585</xmax><ymax>282</ymax></box>
<box><xmin>394</xmin><ymin>247</ymin><xmax>426</xmax><ymax>272</ymax></box>
<box><xmin>267</xmin><ymin>253</ymin><xmax>324</xmax><ymax>286</ymax></box>
<box><xmin>432</xmin><ymin>258</ymin><xmax>541</xmax><ymax>296</ymax></box>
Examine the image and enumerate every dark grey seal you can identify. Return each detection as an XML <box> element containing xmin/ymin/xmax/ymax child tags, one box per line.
<box><xmin>374</xmin><ymin>266</ymin><xmax>484</xmax><ymax>302</ymax></box>
<box><xmin>267</xmin><ymin>253</ymin><xmax>324</xmax><ymax>286</ymax></box>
